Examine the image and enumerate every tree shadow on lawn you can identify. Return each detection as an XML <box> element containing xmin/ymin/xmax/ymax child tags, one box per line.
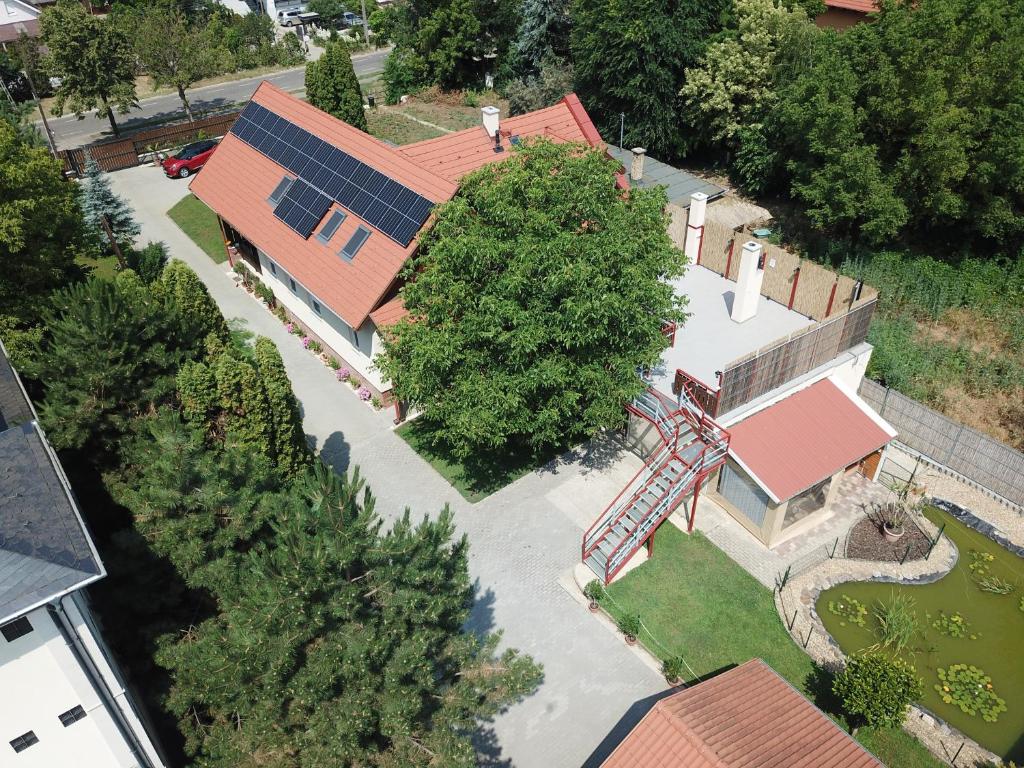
<box><xmin>397</xmin><ymin>419</ymin><xmax>627</xmax><ymax>502</ymax></box>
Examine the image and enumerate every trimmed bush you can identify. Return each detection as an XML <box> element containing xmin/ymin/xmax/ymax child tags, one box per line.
<box><xmin>833</xmin><ymin>653</ymin><xmax>922</xmax><ymax>729</ymax></box>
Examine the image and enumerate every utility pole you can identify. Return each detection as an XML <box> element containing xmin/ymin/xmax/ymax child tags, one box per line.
<box><xmin>360</xmin><ymin>0</ymin><xmax>369</xmax><ymax>45</ymax></box>
<box><xmin>21</xmin><ymin>66</ymin><xmax>58</xmax><ymax>158</ymax></box>
<box><xmin>619</xmin><ymin>113</ymin><xmax>625</xmax><ymax>152</ymax></box>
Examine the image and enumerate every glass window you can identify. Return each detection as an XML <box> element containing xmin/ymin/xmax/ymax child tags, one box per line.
<box><xmin>340</xmin><ymin>226</ymin><xmax>371</xmax><ymax>261</ymax></box>
<box><xmin>289</xmin><ymin>278</ymin><xmax>297</xmax><ymax>293</ymax></box>
<box><xmin>269</xmin><ymin>261</ymin><xmax>277</xmax><ymax>275</ymax></box>
<box><xmin>268</xmin><ymin>177</ymin><xmax>294</xmax><ymax>205</ymax></box>
<box><xmin>1</xmin><ymin>616</ymin><xmax>32</xmax><ymax>642</ymax></box>
<box><xmin>718</xmin><ymin>463</ymin><xmax>770</xmax><ymax>527</ymax></box>
<box><xmin>312</xmin><ymin>300</ymin><xmax>321</xmax><ymax>315</ymax></box>
<box><xmin>10</xmin><ymin>732</ymin><xmax>38</xmax><ymax>753</ymax></box>
<box><xmin>783</xmin><ymin>476</ymin><xmax>831</xmax><ymax>529</ymax></box>
<box><xmin>316</xmin><ymin>210</ymin><xmax>346</xmax><ymax>244</ymax></box>
<box><xmin>58</xmin><ymin>706</ymin><xmax>87</xmax><ymax>727</ymax></box>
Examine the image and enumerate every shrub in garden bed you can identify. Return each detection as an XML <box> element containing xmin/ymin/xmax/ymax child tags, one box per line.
<box><xmin>336</xmin><ymin>367</ymin><xmax>351</xmax><ymax>382</ymax></box>
<box><xmin>833</xmin><ymin>653</ymin><xmax>922</xmax><ymax>729</ymax></box>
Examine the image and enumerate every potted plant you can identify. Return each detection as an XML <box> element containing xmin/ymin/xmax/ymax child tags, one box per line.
<box><xmin>877</xmin><ymin>482</ymin><xmax>924</xmax><ymax>542</ymax></box>
<box><xmin>663</xmin><ymin>655</ymin><xmax>685</xmax><ymax>685</ymax></box>
<box><xmin>618</xmin><ymin>614</ymin><xmax>642</xmax><ymax>646</ymax></box>
<box><xmin>583</xmin><ymin>580</ymin><xmax>604</xmax><ymax>613</ymax></box>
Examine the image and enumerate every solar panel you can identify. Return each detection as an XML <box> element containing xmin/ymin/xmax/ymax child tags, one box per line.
<box><xmin>230</xmin><ymin>101</ymin><xmax>435</xmax><ymax>247</ymax></box>
<box><xmin>273</xmin><ymin>178</ymin><xmax>333</xmax><ymax>238</ymax></box>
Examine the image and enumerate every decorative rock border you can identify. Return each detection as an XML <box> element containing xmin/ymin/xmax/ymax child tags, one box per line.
<box><xmin>775</xmin><ymin>506</ymin><xmax>1003</xmax><ymax>767</ymax></box>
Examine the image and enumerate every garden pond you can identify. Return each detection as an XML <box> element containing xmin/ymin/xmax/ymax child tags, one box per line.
<box><xmin>818</xmin><ymin>506</ymin><xmax>1024</xmax><ymax>761</ymax></box>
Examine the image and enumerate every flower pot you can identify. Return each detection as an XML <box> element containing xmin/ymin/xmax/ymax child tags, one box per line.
<box><xmin>588</xmin><ymin>600</ymin><xmax>599</xmax><ymax>613</ymax></box>
<box><xmin>883</xmin><ymin>523</ymin><xmax>905</xmax><ymax>542</ymax></box>
<box><xmin>624</xmin><ymin>634</ymin><xmax>637</xmax><ymax>646</ymax></box>
<box><xmin>665</xmin><ymin>676</ymin><xmax>681</xmax><ymax>686</ymax></box>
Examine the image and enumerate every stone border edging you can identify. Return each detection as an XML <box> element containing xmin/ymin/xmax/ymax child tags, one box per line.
<box><xmin>775</xmin><ymin>510</ymin><xmax>1002</xmax><ymax>767</ymax></box>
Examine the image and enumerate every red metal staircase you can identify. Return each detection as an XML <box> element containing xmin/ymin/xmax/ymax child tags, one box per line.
<box><xmin>582</xmin><ymin>384</ymin><xmax>730</xmax><ymax>585</ymax></box>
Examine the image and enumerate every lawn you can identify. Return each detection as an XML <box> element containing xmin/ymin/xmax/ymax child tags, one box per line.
<box><xmin>76</xmin><ymin>253</ymin><xmax>120</xmax><ymax>280</ymax></box>
<box><xmin>599</xmin><ymin>523</ymin><xmax>945</xmax><ymax>768</ymax></box>
<box><xmin>366</xmin><ymin>109</ymin><xmax>447</xmax><ymax>145</ymax></box>
<box><xmin>167</xmin><ymin>194</ymin><xmax>227</xmax><ymax>263</ymax></box>
<box><xmin>395</xmin><ymin>419</ymin><xmax>568</xmax><ymax>503</ymax></box>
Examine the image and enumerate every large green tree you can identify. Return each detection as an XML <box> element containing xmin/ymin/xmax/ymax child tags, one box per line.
<box><xmin>41</xmin><ymin>0</ymin><xmax>138</xmax><ymax>137</ymax></box>
<box><xmin>0</xmin><ymin>120</ymin><xmax>86</xmax><ymax>335</ymax></box>
<box><xmin>305</xmin><ymin>41</ymin><xmax>368</xmax><ymax>130</ymax></box>
<box><xmin>513</xmin><ymin>0</ymin><xmax>571</xmax><ymax>73</ymax></box>
<box><xmin>378</xmin><ymin>139</ymin><xmax>687</xmax><ymax>458</ymax></box>
<box><xmin>770</xmin><ymin>0</ymin><xmax>1024</xmax><ymax>249</ymax></box>
<box><xmin>135</xmin><ymin>7</ymin><xmax>228</xmax><ymax>122</ymax></box>
<box><xmin>156</xmin><ymin>463</ymin><xmax>542</xmax><ymax>767</ymax></box>
<box><xmin>571</xmin><ymin>0</ymin><xmax>727</xmax><ymax>157</ymax></box>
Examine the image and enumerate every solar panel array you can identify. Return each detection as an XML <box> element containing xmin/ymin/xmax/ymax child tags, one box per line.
<box><xmin>231</xmin><ymin>101</ymin><xmax>434</xmax><ymax>246</ymax></box>
<box><xmin>273</xmin><ymin>179</ymin><xmax>333</xmax><ymax>238</ymax></box>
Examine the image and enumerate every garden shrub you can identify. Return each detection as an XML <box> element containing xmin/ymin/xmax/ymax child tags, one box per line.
<box><xmin>617</xmin><ymin>614</ymin><xmax>642</xmax><ymax>640</ymax></box>
<box><xmin>833</xmin><ymin>653</ymin><xmax>922</xmax><ymax>729</ymax></box>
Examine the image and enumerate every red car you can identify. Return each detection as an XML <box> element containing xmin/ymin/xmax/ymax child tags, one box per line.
<box><xmin>161</xmin><ymin>139</ymin><xmax>218</xmax><ymax>178</ymax></box>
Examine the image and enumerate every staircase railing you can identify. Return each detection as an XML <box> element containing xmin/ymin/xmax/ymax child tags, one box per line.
<box><xmin>582</xmin><ymin>439</ymin><xmax>674</xmax><ymax>558</ymax></box>
<box><xmin>603</xmin><ymin>438</ymin><xmax>729</xmax><ymax>582</ymax></box>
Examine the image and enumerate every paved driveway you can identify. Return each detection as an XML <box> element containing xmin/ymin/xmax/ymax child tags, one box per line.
<box><xmin>109</xmin><ymin>166</ymin><xmax>665</xmax><ymax>768</ymax></box>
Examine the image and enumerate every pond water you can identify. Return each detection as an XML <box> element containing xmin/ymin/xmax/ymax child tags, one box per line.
<box><xmin>817</xmin><ymin>507</ymin><xmax>1024</xmax><ymax>761</ymax></box>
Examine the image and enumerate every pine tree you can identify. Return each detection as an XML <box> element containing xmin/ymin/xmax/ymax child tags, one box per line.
<box><xmin>513</xmin><ymin>0</ymin><xmax>571</xmax><ymax>74</ymax></box>
<box><xmin>31</xmin><ymin>272</ymin><xmax>205</xmax><ymax>453</ymax></box>
<box><xmin>253</xmin><ymin>337</ymin><xmax>308</xmax><ymax>477</ymax></box>
<box><xmin>304</xmin><ymin>42</ymin><xmax>368</xmax><ymax>131</ymax></box>
<box><xmin>156</xmin><ymin>463</ymin><xmax>542</xmax><ymax>767</ymax></box>
<box><xmin>112</xmin><ymin>407</ymin><xmax>279</xmax><ymax>585</ymax></box>
<box><xmin>78</xmin><ymin>153</ymin><xmax>141</xmax><ymax>250</ymax></box>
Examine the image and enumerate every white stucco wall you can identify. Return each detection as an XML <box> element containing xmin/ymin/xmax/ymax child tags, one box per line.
<box><xmin>0</xmin><ymin>599</ymin><xmax>163</xmax><ymax>768</ymax></box>
<box><xmin>256</xmin><ymin>250</ymin><xmax>390</xmax><ymax>392</ymax></box>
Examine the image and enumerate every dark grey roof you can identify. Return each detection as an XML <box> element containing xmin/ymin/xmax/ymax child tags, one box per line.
<box><xmin>0</xmin><ymin>342</ymin><xmax>34</xmax><ymax>432</ymax></box>
<box><xmin>0</xmin><ymin>423</ymin><xmax>103</xmax><ymax>624</ymax></box>
<box><xmin>608</xmin><ymin>147</ymin><xmax>725</xmax><ymax>207</ymax></box>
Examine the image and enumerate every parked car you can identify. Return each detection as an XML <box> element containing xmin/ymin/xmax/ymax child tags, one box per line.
<box><xmin>342</xmin><ymin>11</ymin><xmax>364</xmax><ymax>26</ymax></box>
<box><xmin>278</xmin><ymin>8</ymin><xmax>305</xmax><ymax>25</ymax></box>
<box><xmin>161</xmin><ymin>139</ymin><xmax>219</xmax><ymax>178</ymax></box>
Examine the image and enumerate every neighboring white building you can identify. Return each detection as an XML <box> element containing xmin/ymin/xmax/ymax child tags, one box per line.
<box><xmin>0</xmin><ymin>343</ymin><xmax>167</xmax><ymax>768</ymax></box>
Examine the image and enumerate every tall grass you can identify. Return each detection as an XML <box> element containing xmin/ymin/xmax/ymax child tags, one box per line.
<box><xmin>872</xmin><ymin>591</ymin><xmax>919</xmax><ymax>656</ymax></box>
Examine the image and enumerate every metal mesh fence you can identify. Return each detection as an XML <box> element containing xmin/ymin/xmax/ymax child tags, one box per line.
<box><xmin>716</xmin><ymin>299</ymin><xmax>877</xmax><ymax>414</ymax></box>
<box><xmin>859</xmin><ymin>378</ymin><xmax>1024</xmax><ymax>508</ymax></box>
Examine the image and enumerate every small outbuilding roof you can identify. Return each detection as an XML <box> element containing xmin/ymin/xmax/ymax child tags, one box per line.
<box><xmin>601</xmin><ymin>659</ymin><xmax>883</xmax><ymax>768</ymax></box>
<box><xmin>727</xmin><ymin>377</ymin><xmax>896</xmax><ymax>503</ymax></box>
<box><xmin>606</xmin><ymin>146</ymin><xmax>724</xmax><ymax>208</ymax></box>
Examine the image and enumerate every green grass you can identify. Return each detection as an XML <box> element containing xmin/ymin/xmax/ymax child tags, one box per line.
<box><xmin>76</xmin><ymin>253</ymin><xmax>120</xmax><ymax>280</ymax></box>
<box><xmin>167</xmin><ymin>194</ymin><xmax>227</xmax><ymax>264</ymax></box>
<box><xmin>600</xmin><ymin>523</ymin><xmax>945</xmax><ymax>768</ymax></box>
<box><xmin>366</xmin><ymin>109</ymin><xmax>446</xmax><ymax>145</ymax></box>
<box><xmin>395</xmin><ymin>419</ymin><xmax>566</xmax><ymax>503</ymax></box>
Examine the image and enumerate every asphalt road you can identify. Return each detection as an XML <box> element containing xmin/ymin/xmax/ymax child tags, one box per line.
<box><xmin>42</xmin><ymin>47</ymin><xmax>389</xmax><ymax>149</ymax></box>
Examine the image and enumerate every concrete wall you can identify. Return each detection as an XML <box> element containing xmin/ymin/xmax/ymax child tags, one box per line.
<box><xmin>256</xmin><ymin>250</ymin><xmax>391</xmax><ymax>393</ymax></box>
<box><xmin>0</xmin><ymin>599</ymin><xmax>164</xmax><ymax>768</ymax></box>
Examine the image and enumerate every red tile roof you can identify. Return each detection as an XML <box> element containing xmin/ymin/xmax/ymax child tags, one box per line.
<box><xmin>727</xmin><ymin>378</ymin><xmax>896</xmax><ymax>502</ymax></box>
<box><xmin>368</xmin><ymin>294</ymin><xmax>409</xmax><ymax>327</ymax></box>
<box><xmin>188</xmin><ymin>82</ymin><xmax>458</xmax><ymax>329</ymax></box>
<box><xmin>824</xmin><ymin>0</ymin><xmax>877</xmax><ymax>11</ymax></box>
<box><xmin>399</xmin><ymin>94</ymin><xmax>604</xmax><ymax>182</ymax></box>
<box><xmin>190</xmin><ymin>85</ymin><xmax>603</xmax><ymax>329</ymax></box>
<box><xmin>602</xmin><ymin>659</ymin><xmax>884</xmax><ymax>768</ymax></box>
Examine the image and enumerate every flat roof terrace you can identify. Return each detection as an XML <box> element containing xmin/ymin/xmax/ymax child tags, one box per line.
<box><xmin>650</xmin><ymin>264</ymin><xmax>816</xmax><ymax>399</ymax></box>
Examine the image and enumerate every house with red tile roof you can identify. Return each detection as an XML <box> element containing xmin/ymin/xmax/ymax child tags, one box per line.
<box><xmin>816</xmin><ymin>0</ymin><xmax>879</xmax><ymax>30</ymax></box>
<box><xmin>189</xmin><ymin>82</ymin><xmax>604</xmax><ymax>399</ymax></box>
<box><xmin>601</xmin><ymin>659</ymin><xmax>883</xmax><ymax>768</ymax></box>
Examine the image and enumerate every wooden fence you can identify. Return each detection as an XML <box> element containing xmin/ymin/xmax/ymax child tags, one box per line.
<box><xmin>59</xmin><ymin>111</ymin><xmax>241</xmax><ymax>177</ymax></box>
<box><xmin>697</xmin><ymin>218</ymin><xmax>878</xmax><ymax>321</ymax></box>
<box><xmin>715</xmin><ymin>298</ymin><xmax>877</xmax><ymax>415</ymax></box>
<box><xmin>858</xmin><ymin>379</ymin><xmax>1024</xmax><ymax>509</ymax></box>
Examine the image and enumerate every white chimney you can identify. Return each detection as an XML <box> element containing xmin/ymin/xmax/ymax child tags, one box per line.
<box><xmin>683</xmin><ymin>192</ymin><xmax>708</xmax><ymax>264</ymax></box>
<box><xmin>731</xmin><ymin>241</ymin><xmax>765</xmax><ymax>323</ymax></box>
<box><xmin>482</xmin><ymin>106</ymin><xmax>500</xmax><ymax>138</ymax></box>
<box><xmin>630</xmin><ymin>148</ymin><xmax>646</xmax><ymax>181</ymax></box>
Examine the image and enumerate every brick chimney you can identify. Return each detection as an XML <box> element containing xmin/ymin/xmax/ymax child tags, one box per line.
<box><xmin>731</xmin><ymin>241</ymin><xmax>765</xmax><ymax>323</ymax></box>
<box><xmin>683</xmin><ymin>192</ymin><xmax>708</xmax><ymax>264</ymax></box>
<box><xmin>481</xmin><ymin>106</ymin><xmax>500</xmax><ymax>138</ymax></box>
<box><xmin>630</xmin><ymin>148</ymin><xmax>646</xmax><ymax>182</ymax></box>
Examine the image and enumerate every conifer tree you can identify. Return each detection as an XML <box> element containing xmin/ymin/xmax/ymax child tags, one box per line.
<box><xmin>78</xmin><ymin>153</ymin><xmax>141</xmax><ymax>250</ymax></box>
<box><xmin>158</xmin><ymin>260</ymin><xmax>229</xmax><ymax>342</ymax></box>
<box><xmin>513</xmin><ymin>0</ymin><xmax>571</xmax><ymax>74</ymax></box>
<box><xmin>32</xmin><ymin>272</ymin><xmax>206</xmax><ymax>452</ymax></box>
<box><xmin>215</xmin><ymin>352</ymin><xmax>274</xmax><ymax>452</ymax></box>
<box><xmin>156</xmin><ymin>463</ymin><xmax>542</xmax><ymax>767</ymax></box>
<box><xmin>304</xmin><ymin>42</ymin><xmax>368</xmax><ymax>131</ymax></box>
<box><xmin>253</xmin><ymin>337</ymin><xmax>308</xmax><ymax>477</ymax></box>
<box><xmin>112</xmin><ymin>407</ymin><xmax>279</xmax><ymax>585</ymax></box>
